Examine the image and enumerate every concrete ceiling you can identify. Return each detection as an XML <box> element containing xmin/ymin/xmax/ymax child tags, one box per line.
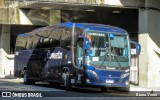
<box><xmin>18</xmin><ymin>1</ymin><xmax>139</xmax><ymax>35</ymax></box>
<box><xmin>20</xmin><ymin>2</ymin><xmax>138</xmax><ymax>10</ymax></box>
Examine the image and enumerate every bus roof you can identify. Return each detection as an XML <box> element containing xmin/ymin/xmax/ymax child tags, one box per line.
<box><xmin>16</xmin><ymin>22</ymin><xmax>128</xmax><ymax>50</ymax></box>
<box><xmin>18</xmin><ymin>22</ymin><xmax>128</xmax><ymax>37</ymax></box>
<box><xmin>59</xmin><ymin>22</ymin><xmax>128</xmax><ymax>35</ymax></box>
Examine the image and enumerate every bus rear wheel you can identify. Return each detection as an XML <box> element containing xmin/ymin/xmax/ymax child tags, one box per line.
<box><xmin>49</xmin><ymin>82</ymin><xmax>60</xmax><ymax>87</ymax></box>
<box><xmin>23</xmin><ymin>70</ymin><xmax>35</xmax><ymax>85</ymax></box>
<box><xmin>63</xmin><ymin>72</ymin><xmax>71</xmax><ymax>91</ymax></box>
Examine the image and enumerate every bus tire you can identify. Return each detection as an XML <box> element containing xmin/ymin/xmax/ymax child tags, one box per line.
<box><xmin>23</xmin><ymin>70</ymin><xmax>35</xmax><ymax>85</ymax></box>
<box><xmin>49</xmin><ymin>82</ymin><xmax>59</xmax><ymax>87</ymax></box>
<box><xmin>101</xmin><ymin>87</ymin><xmax>109</xmax><ymax>93</ymax></box>
<box><xmin>111</xmin><ymin>86</ymin><xmax>130</xmax><ymax>92</ymax></box>
<box><xmin>64</xmin><ymin>72</ymin><xmax>71</xmax><ymax>91</ymax></box>
<box><xmin>118</xmin><ymin>86</ymin><xmax>130</xmax><ymax>92</ymax></box>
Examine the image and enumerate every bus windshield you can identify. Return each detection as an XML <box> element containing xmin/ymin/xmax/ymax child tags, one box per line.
<box><xmin>86</xmin><ymin>32</ymin><xmax>130</xmax><ymax>68</ymax></box>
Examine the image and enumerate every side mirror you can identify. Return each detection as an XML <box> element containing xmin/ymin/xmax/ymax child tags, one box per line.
<box><xmin>110</xmin><ymin>33</ymin><xmax>114</xmax><ymax>40</ymax></box>
<box><xmin>130</xmin><ymin>41</ymin><xmax>141</xmax><ymax>56</ymax></box>
<box><xmin>84</xmin><ymin>38</ymin><xmax>90</xmax><ymax>50</ymax></box>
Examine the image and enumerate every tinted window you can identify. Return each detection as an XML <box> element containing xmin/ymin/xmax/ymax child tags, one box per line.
<box><xmin>60</xmin><ymin>28</ymin><xmax>72</xmax><ymax>50</ymax></box>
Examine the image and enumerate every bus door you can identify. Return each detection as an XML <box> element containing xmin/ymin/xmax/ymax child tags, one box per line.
<box><xmin>39</xmin><ymin>49</ymin><xmax>50</xmax><ymax>80</ymax></box>
<box><xmin>75</xmin><ymin>39</ymin><xmax>85</xmax><ymax>84</ymax></box>
<box><xmin>27</xmin><ymin>49</ymin><xmax>43</xmax><ymax>79</ymax></box>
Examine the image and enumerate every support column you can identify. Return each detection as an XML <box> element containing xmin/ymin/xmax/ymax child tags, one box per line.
<box><xmin>0</xmin><ymin>25</ymin><xmax>10</xmax><ymax>78</ymax></box>
<box><xmin>138</xmin><ymin>9</ymin><xmax>149</xmax><ymax>87</ymax></box>
<box><xmin>1</xmin><ymin>25</ymin><xmax>10</xmax><ymax>54</ymax></box>
<box><xmin>138</xmin><ymin>0</ymin><xmax>160</xmax><ymax>88</ymax></box>
<box><xmin>147</xmin><ymin>9</ymin><xmax>160</xmax><ymax>87</ymax></box>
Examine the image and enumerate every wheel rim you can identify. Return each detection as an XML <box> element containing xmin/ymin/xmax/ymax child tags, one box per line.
<box><xmin>24</xmin><ymin>72</ymin><xmax>27</xmax><ymax>83</ymax></box>
<box><xmin>64</xmin><ymin>72</ymin><xmax>69</xmax><ymax>86</ymax></box>
<box><xmin>64</xmin><ymin>73</ymin><xmax>67</xmax><ymax>86</ymax></box>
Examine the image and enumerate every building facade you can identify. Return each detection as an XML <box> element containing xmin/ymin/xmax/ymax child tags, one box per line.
<box><xmin>0</xmin><ymin>0</ymin><xmax>160</xmax><ymax>88</ymax></box>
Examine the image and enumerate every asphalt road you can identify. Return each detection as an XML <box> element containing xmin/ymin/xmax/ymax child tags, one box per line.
<box><xmin>0</xmin><ymin>78</ymin><xmax>159</xmax><ymax>100</ymax></box>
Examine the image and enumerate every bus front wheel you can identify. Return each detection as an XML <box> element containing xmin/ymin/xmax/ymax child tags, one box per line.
<box><xmin>63</xmin><ymin>72</ymin><xmax>71</xmax><ymax>91</ymax></box>
<box><xmin>101</xmin><ymin>87</ymin><xmax>109</xmax><ymax>93</ymax></box>
<box><xmin>111</xmin><ymin>86</ymin><xmax>130</xmax><ymax>92</ymax></box>
<box><xmin>118</xmin><ymin>86</ymin><xmax>130</xmax><ymax>92</ymax></box>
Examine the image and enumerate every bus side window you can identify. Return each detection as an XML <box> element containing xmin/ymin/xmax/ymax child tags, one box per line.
<box><xmin>66</xmin><ymin>40</ymin><xmax>71</xmax><ymax>50</ymax></box>
<box><xmin>36</xmin><ymin>37</ymin><xmax>59</xmax><ymax>49</ymax></box>
<box><xmin>50</xmin><ymin>39</ymin><xmax>60</xmax><ymax>48</ymax></box>
<box><xmin>60</xmin><ymin>30</ymin><xmax>71</xmax><ymax>50</ymax></box>
<box><xmin>43</xmin><ymin>37</ymin><xmax>50</xmax><ymax>48</ymax></box>
<box><xmin>26</xmin><ymin>40</ymin><xmax>33</xmax><ymax>49</ymax></box>
<box><xmin>36</xmin><ymin>37</ymin><xmax>44</xmax><ymax>49</ymax></box>
<box><xmin>60</xmin><ymin>39</ymin><xmax>71</xmax><ymax>50</ymax></box>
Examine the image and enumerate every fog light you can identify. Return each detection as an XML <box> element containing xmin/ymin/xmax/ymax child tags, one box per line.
<box><xmin>86</xmin><ymin>79</ymin><xmax>90</xmax><ymax>83</ymax></box>
<box><xmin>126</xmin><ymin>81</ymin><xmax>129</xmax><ymax>85</ymax></box>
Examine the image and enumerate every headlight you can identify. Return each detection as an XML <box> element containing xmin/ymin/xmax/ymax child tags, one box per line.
<box><xmin>125</xmin><ymin>69</ymin><xmax>130</xmax><ymax>73</ymax></box>
<box><xmin>121</xmin><ymin>73</ymin><xmax>129</xmax><ymax>78</ymax></box>
<box><xmin>86</xmin><ymin>78</ymin><xmax>90</xmax><ymax>83</ymax></box>
<box><xmin>87</xmin><ymin>70</ymin><xmax>98</xmax><ymax>77</ymax></box>
<box><xmin>125</xmin><ymin>81</ymin><xmax>129</xmax><ymax>85</ymax></box>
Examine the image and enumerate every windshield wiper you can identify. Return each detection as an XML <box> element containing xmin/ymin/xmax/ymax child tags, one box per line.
<box><xmin>98</xmin><ymin>49</ymin><xmax>110</xmax><ymax>68</ymax></box>
<box><xmin>111</xmin><ymin>50</ymin><xmax>122</xmax><ymax>68</ymax></box>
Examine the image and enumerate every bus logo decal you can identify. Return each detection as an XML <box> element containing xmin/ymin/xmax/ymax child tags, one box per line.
<box><xmin>48</xmin><ymin>51</ymin><xmax>63</xmax><ymax>59</ymax></box>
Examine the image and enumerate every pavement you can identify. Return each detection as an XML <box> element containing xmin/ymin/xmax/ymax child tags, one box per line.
<box><xmin>130</xmin><ymin>84</ymin><xmax>160</xmax><ymax>92</ymax></box>
<box><xmin>1</xmin><ymin>78</ymin><xmax>160</xmax><ymax>92</ymax></box>
<box><xmin>1</xmin><ymin>78</ymin><xmax>160</xmax><ymax>100</ymax></box>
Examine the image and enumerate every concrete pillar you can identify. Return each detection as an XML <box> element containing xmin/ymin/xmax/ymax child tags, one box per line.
<box><xmin>0</xmin><ymin>25</ymin><xmax>10</xmax><ymax>78</ymax></box>
<box><xmin>138</xmin><ymin>9</ymin><xmax>149</xmax><ymax>87</ymax></box>
<box><xmin>0</xmin><ymin>25</ymin><xmax>10</xmax><ymax>54</ymax></box>
<box><xmin>138</xmin><ymin>0</ymin><xmax>160</xmax><ymax>88</ymax></box>
<box><xmin>147</xmin><ymin>9</ymin><xmax>160</xmax><ymax>87</ymax></box>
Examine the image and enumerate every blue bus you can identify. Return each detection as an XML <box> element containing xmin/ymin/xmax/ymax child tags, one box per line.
<box><xmin>14</xmin><ymin>22</ymin><xmax>140</xmax><ymax>92</ymax></box>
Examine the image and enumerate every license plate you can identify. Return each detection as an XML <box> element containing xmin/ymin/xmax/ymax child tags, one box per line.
<box><xmin>106</xmin><ymin>80</ymin><xmax>114</xmax><ymax>83</ymax></box>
